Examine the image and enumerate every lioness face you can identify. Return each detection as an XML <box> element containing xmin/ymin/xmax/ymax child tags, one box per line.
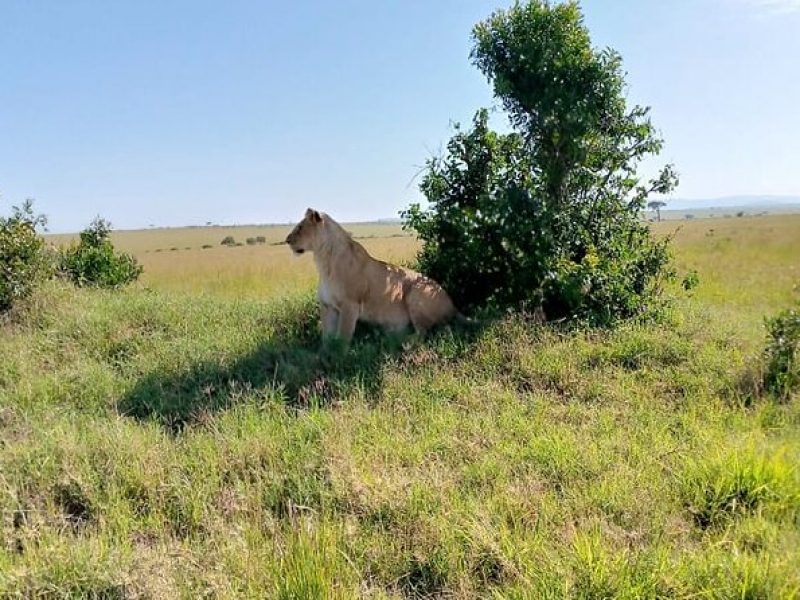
<box><xmin>285</xmin><ymin>208</ymin><xmax>322</xmax><ymax>255</ymax></box>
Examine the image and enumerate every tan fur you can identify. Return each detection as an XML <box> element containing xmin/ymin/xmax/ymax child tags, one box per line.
<box><xmin>285</xmin><ymin>208</ymin><xmax>459</xmax><ymax>343</ymax></box>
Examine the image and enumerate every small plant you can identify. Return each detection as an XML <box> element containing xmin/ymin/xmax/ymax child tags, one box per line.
<box><xmin>60</xmin><ymin>217</ymin><xmax>142</xmax><ymax>287</ymax></box>
<box><xmin>1</xmin><ymin>199</ymin><xmax>53</xmax><ymax>313</ymax></box>
<box><xmin>201</xmin><ymin>244</ymin><xmax>213</xmax><ymax>249</ymax></box>
<box><xmin>682</xmin><ymin>270</ymin><xmax>700</xmax><ymax>292</ymax></box>
<box><xmin>221</xmin><ymin>236</ymin><xmax>236</xmax><ymax>247</ymax></box>
<box><xmin>246</xmin><ymin>237</ymin><xmax>257</xmax><ymax>246</ymax></box>
<box><xmin>763</xmin><ymin>303</ymin><xmax>800</xmax><ymax>399</ymax></box>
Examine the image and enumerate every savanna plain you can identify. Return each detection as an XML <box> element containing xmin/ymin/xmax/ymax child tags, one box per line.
<box><xmin>1</xmin><ymin>215</ymin><xmax>799</xmax><ymax>598</ymax></box>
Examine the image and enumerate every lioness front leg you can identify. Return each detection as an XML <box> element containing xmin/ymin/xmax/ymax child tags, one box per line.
<box><xmin>320</xmin><ymin>303</ymin><xmax>339</xmax><ymax>338</ymax></box>
<box><xmin>336</xmin><ymin>302</ymin><xmax>359</xmax><ymax>344</ymax></box>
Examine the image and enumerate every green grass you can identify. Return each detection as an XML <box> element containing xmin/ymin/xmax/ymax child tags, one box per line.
<box><xmin>3</xmin><ymin>215</ymin><xmax>800</xmax><ymax>598</ymax></box>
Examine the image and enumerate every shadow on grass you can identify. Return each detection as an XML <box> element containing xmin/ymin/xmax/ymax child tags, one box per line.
<box><xmin>118</xmin><ymin>305</ymin><xmax>484</xmax><ymax>433</ymax></box>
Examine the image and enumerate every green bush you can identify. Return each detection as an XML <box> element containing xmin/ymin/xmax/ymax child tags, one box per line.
<box><xmin>763</xmin><ymin>303</ymin><xmax>800</xmax><ymax>399</ymax></box>
<box><xmin>221</xmin><ymin>235</ymin><xmax>236</xmax><ymax>246</ymax></box>
<box><xmin>1</xmin><ymin>199</ymin><xmax>53</xmax><ymax>313</ymax></box>
<box><xmin>60</xmin><ymin>217</ymin><xmax>142</xmax><ymax>287</ymax></box>
<box><xmin>403</xmin><ymin>1</ymin><xmax>676</xmax><ymax>324</ymax></box>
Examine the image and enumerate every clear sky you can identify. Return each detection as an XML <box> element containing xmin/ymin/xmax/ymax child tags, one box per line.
<box><xmin>2</xmin><ymin>0</ymin><xmax>798</xmax><ymax>232</ymax></box>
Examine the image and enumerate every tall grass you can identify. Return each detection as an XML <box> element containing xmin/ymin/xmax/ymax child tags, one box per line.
<box><xmin>3</xmin><ymin>215</ymin><xmax>799</xmax><ymax>597</ymax></box>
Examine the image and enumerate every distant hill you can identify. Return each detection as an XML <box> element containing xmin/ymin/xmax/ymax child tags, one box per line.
<box><xmin>663</xmin><ymin>195</ymin><xmax>800</xmax><ymax>211</ymax></box>
<box><xmin>375</xmin><ymin>196</ymin><xmax>800</xmax><ymax>223</ymax></box>
<box><xmin>643</xmin><ymin>195</ymin><xmax>800</xmax><ymax>221</ymax></box>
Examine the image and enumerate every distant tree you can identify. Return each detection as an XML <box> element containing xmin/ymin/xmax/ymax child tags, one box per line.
<box><xmin>245</xmin><ymin>237</ymin><xmax>257</xmax><ymax>246</ymax></box>
<box><xmin>736</xmin><ymin>211</ymin><xmax>745</xmax><ymax>217</ymax></box>
<box><xmin>403</xmin><ymin>0</ymin><xmax>677</xmax><ymax>323</ymax></box>
<box><xmin>647</xmin><ymin>200</ymin><xmax>667</xmax><ymax>222</ymax></box>
<box><xmin>255</xmin><ymin>235</ymin><xmax>267</xmax><ymax>244</ymax></box>
<box><xmin>220</xmin><ymin>236</ymin><xmax>236</xmax><ymax>247</ymax></box>
<box><xmin>685</xmin><ymin>214</ymin><xmax>695</xmax><ymax>220</ymax></box>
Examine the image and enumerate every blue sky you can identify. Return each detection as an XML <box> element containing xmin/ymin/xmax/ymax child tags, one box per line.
<box><xmin>1</xmin><ymin>0</ymin><xmax>798</xmax><ymax>232</ymax></box>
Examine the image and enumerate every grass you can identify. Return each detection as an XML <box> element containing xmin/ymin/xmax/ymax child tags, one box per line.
<box><xmin>2</xmin><ymin>215</ymin><xmax>799</xmax><ymax>598</ymax></box>
<box><xmin>47</xmin><ymin>223</ymin><xmax>416</xmax><ymax>299</ymax></box>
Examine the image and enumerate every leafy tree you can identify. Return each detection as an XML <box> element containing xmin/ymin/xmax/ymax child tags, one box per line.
<box><xmin>60</xmin><ymin>217</ymin><xmax>142</xmax><ymax>287</ymax></box>
<box><xmin>647</xmin><ymin>200</ymin><xmax>667</xmax><ymax>222</ymax></box>
<box><xmin>1</xmin><ymin>199</ymin><xmax>53</xmax><ymax>313</ymax></box>
<box><xmin>221</xmin><ymin>235</ymin><xmax>236</xmax><ymax>247</ymax></box>
<box><xmin>404</xmin><ymin>0</ymin><xmax>677</xmax><ymax>323</ymax></box>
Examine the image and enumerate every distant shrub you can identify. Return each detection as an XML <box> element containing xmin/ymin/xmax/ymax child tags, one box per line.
<box><xmin>60</xmin><ymin>217</ymin><xmax>142</xmax><ymax>287</ymax></box>
<box><xmin>763</xmin><ymin>303</ymin><xmax>800</xmax><ymax>399</ymax></box>
<box><xmin>684</xmin><ymin>214</ymin><xmax>695</xmax><ymax>220</ymax></box>
<box><xmin>221</xmin><ymin>236</ymin><xmax>236</xmax><ymax>246</ymax></box>
<box><xmin>170</xmin><ymin>247</ymin><xmax>179</xmax><ymax>251</ymax></box>
<box><xmin>234</xmin><ymin>242</ymin><xmax>244</xmax><ymax>247</ymax></box>
<box><xmin>1</xmin><ymin>199</ymin><xmax>53</xmax><ymax>313</ymax></box>
<box><xmin>201</xmin><ymin>244</ymin><xmax>213</xmax><ymax>249</ymax></box>
<box><xmin>255</xmin><ymin>235</ymin><xmax>267</xmax><ymax>244</ymax></box>
<box><xmin>737</xmin><ymin>211</ymin><xmax>745</xmax><ymax>218</ymax></box>
<box><xmin>245</xmin><ymin>237</ymin><xmax>257</xmax><ymax>245</ymax></box>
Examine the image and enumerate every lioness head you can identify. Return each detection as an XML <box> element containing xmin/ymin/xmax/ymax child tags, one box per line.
<box><xmin>285</xmin><ymin>208</ymin><xmax>323</xmax><ymax>255</ymax></box>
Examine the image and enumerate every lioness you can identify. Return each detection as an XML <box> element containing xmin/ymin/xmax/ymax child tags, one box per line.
<box><xmin>285</xmin><ymin>208</ymin><xmax>461</xmax><ymax>343</ymax></box>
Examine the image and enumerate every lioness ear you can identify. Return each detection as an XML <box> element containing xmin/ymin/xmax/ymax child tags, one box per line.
<box><xmin>305</xmin><ymin>208</ymin><xmax>322</xmax><ymax>223</ymax></box>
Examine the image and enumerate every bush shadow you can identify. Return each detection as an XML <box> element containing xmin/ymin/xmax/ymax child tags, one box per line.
<box><xmin>117</xmin><ymin>306</ymin><xmax>486</xmax><ymax>433</ymax></box>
